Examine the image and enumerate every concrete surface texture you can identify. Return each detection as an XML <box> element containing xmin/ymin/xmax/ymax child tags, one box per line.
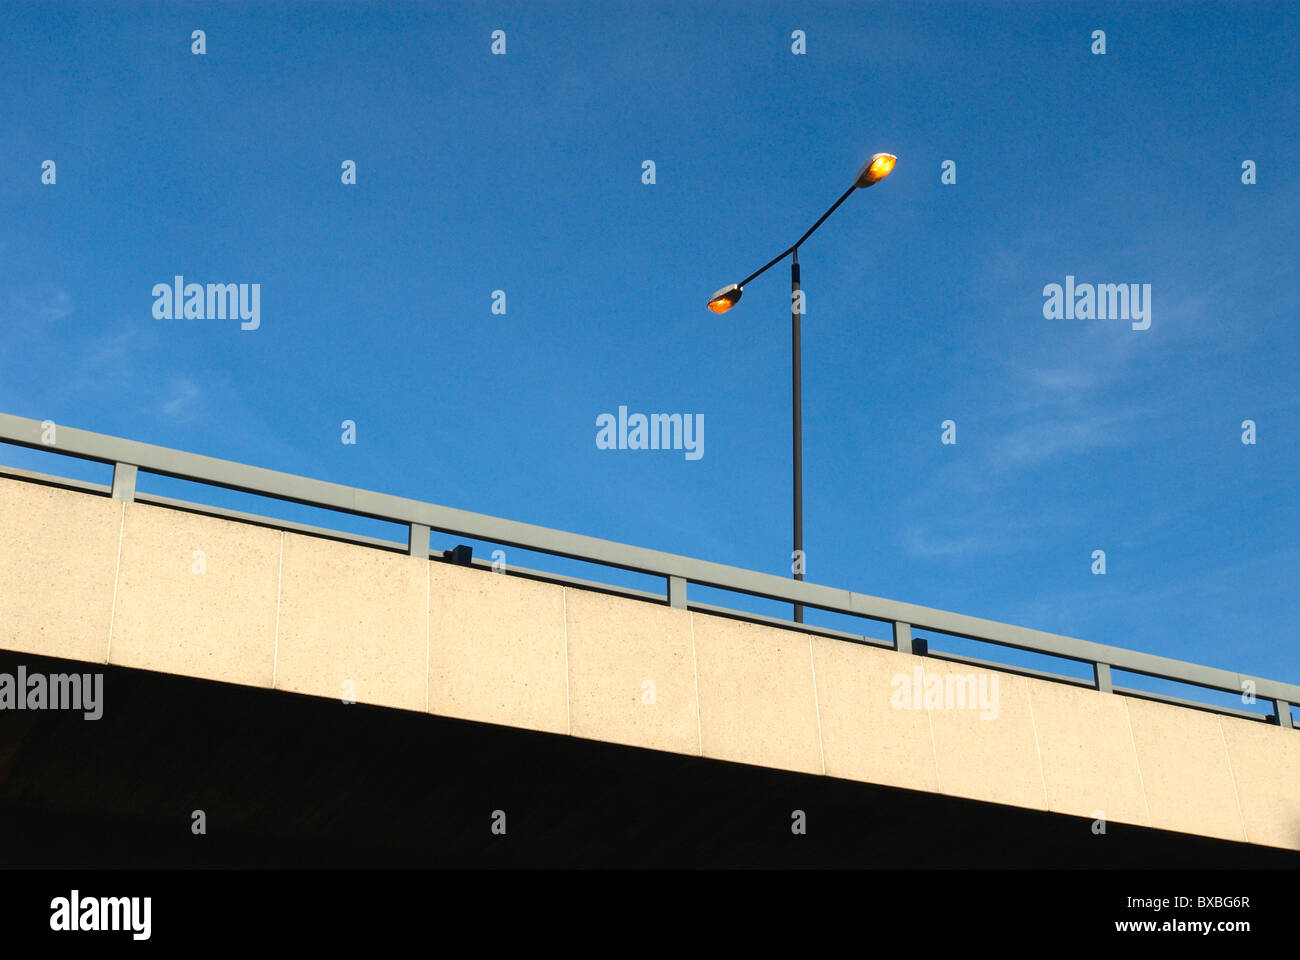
<box><xmin>2</xmin><ymin>475</ymin><xmax>1296</xmax><ymax>850</ymax></box>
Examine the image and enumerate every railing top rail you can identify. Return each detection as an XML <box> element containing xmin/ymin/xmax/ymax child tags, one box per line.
<box><xmin>1</xmin><ymin>411</ymin><xmax>1296</xmax><ymax>707</ymax></box>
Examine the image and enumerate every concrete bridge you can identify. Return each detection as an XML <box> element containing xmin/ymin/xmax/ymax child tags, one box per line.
<box><xmin>1</xmin><ymin>412</ymin><xmax>1296</xmax><ymax>867</ymax></box>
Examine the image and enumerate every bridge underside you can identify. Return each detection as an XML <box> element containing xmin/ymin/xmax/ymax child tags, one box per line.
<box><xmin>1</xmin><ymin>652</ymin><xmax>1295</xmax><ymax>869</ymax></box>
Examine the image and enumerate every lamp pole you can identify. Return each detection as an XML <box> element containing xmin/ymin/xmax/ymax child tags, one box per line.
<box><xmin>791</xmin><ymin>247</ymin><xmax>803</xmax><ymax>621</ymax></box>
<box><xmin>707</xmin><ymin>153</ymin><xmax>897</xmax><ymax>624</ymax></box>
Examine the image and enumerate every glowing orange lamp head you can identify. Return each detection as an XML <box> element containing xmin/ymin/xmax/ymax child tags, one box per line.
<box><xmin>854</xmin><ymin>152</ymin><xmax>897</xmax><ymax>188</ymax></box>
<box><xmin>706</xmin><ymin>283</ymin><xmax>743</xmax><ymax>314</ymax></box>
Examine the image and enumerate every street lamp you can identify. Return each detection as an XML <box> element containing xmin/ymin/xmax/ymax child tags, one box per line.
<box><xmin>707</xmin><ymin>153</ymin><xmax>897</xmax><ymax>622</ymax></box>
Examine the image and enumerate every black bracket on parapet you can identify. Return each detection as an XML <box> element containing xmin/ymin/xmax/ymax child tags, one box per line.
<box><xmin>893</xmin><ymin>623</ymin><xmax>927</xmax><ymax>656</ymax></box>
<box><xmin>442</xmin><ymin>544</ymin><xmax>473</xmax><ymax>565</ymax></box>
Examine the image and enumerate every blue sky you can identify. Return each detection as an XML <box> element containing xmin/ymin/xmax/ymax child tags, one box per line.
<box><xmin>2</xmin><ymin>1</ymin><xmax>1297</xmax><ymax>710</ymax></box>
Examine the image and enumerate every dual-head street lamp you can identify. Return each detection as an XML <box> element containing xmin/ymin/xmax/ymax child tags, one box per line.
<box><xmin>707</xmin><ymin>152</ymin><xmax>897</xmax><ymax>622</ymax></box>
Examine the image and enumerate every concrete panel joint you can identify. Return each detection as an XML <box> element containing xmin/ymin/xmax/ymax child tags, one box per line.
<box><xmin>111</xmin><ymin>462</ymin><xmax>137</xmax><ymax>502</ymax></box>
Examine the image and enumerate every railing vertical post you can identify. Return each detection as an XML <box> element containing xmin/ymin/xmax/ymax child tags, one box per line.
<box><xmin>1275</xmin><ymin>699</ymin><xmax>1293</xmax><ymax>728</ymax></box>
<box><xmin>668</xmin><ymin>576</ymin><xmax>686</xmax><ymax>609</ymax></box>
<box><xmin>1094</xmin><ymin>662</ymin><xmax>1113</xmax><ymax>693</ymax></box>
<box><xmin>408</xmin><ymin>523</ymin><xmax>429</xmax><ymax>559</ymax></box>
<box><xmin>894</xmin><ymin>621</ymin><xmax>913</xmax><ymax>655</ymax></box>
<box><xmin>111</xmin><ymin>462</ymin><xmax>137</xmax><ymax>502</ymax></box>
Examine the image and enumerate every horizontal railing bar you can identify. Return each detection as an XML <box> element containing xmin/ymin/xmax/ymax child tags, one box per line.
<box><xmin>134</xmin><ymin>492</ymin><xmax>412</xmax><ymax>554</ymax></box>
<box><xmin>0</xmin><ymin>464</ymin><xmax>111</xmax><ymax>496</ymax></box>
<box><xmin>918</xmin><ymin>647</ymin><xmax>1096</xmax><ymax>690</ymax></box>
<box><xmin>0</xmin><ymin>469</ymin><xmax>672</xmax><ymax>605</ymax></box>
<box><xmin>3</xmin><ymin>463</ymin><xmax>885</xmax><ymax>645</ymax></box>
<box><xmin>114</xmin><ymin>492</ymin><xmax>1300</xmax><ymax>721</ymax></box>
<box><xmin>915</xmin><ymin>649</ymin><xmax>1274</xmax><ymax>721</ymax></box>
<box><xmin>6</xmin><ymin>452</ymin><xmax>1279</xmax><ymax>721</ymax></box>
<box><xmin>128</xmin><ymin>486</ymin><xmax>676</xmax><ymax>601</ymax></box>
<box><xmin>884</xmin><ymin>609</ymin><xmax>1290</xmax><ymax>701</ymax></box>
<box><xmin>463</xmin><ymin>557</ymin><xmax>667</xmax><ymax>603</ymax></box>
<box><xmin>2</xmin><ymin>412</ymin><xmax>1297</xmax><ymax>707</ymax></box>
<box><xmin>686</xmin><ymin>600</ymin><xmax>893</xmax><ymax>648</ymax></box>
<box><xmin>1111</xmin><ymin>685</ymin><xmax>1281</xmax><ymax>724</ymax></box>
<box><xmin>0</xmin><ymin>466</ymin><xmax>674</xmax><ymax>603</ymax></box>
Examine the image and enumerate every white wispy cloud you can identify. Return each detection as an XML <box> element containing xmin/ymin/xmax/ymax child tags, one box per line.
<box><xmin>162</xmin><ymin>376</ymin><xmax>201</xmax><ymax>421</ymax></box>
<box><xmin>11</xmin><ymin>284</ymin><xmax>74</xmax><ymax>328</ymax></box>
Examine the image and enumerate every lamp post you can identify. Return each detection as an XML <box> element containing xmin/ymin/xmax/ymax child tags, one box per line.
<box><xmin>707</xmin><ymin>153</ymin><xmax>897</xmax><ymax>623</ymax></box>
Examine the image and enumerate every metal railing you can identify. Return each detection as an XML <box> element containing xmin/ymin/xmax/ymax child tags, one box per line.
<box><xmin>0</xmin><ymin>411</ymin><xmax>1295</xmax><ymax>728</ymax></box>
